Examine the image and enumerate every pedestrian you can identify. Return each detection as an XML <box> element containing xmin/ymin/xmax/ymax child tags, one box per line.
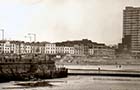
<box><xmin>98</xmin><ymin>67</ymin><xmax>101</xmax><ymax>71</ymax></box>
<box><xmin>119</xmin><ymin>65</ymin><xmax>121</xmax><ymax>68</ymax></box>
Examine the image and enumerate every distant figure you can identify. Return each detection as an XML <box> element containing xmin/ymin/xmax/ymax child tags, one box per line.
<box><xmin>98</xmin><ymin>67</ymin><xmax>101</xmax><ymax>71</ymax></box>
<box><xmin>119</xmin><ymin>65</ymin><xmax>121</xmax><ymax>68</ymax></box>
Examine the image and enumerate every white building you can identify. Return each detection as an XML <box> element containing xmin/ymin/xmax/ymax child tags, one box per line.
<box><xmin>56</xmin><ymin>46</ymin><xmax>64</xmax><ymax>54</ymax></box>
<box><xmin>45</xmin><ymin>43</ymin><xmax>56</xmax><ymax>54</ymax></box>
<box><xmin>32</xmin><ymin>42</ymin><xmax>45</xmax><ymax>54</ymax></box>
<box><xmin>89</xmin><ymin>48</ymin><xmax>94</xmax><ymax>55</ymax></box>
<box><xmin>20</xmin><ymin>42</ymin><xmax>26</xmax><ymax>54</ymax></box>
<box><xmin>0</xmin><ymin>41</ymin><xmax>5</xmax><ymax>54</ymax></box>
<box><xmin>39</xmin><ymin>43</ymin><xmax>45</xmax><ymax>54</ymax></box>
<box><xmin>64</xmin><ymin>46</ymin><xmax>74</xmax><ymax>54</ymax></box>
<box><xmin>56</xmin><ymin>46</ymin><xmax>74</xmax><ymax>55</ymax></box>
<box><xmin>4</xmin><ymin>41</ymin><xmax>11</xmax><ymax>53</ymax></box>
<box><xmin>24</xmin><ymin>42</ymin><xmax>32</xmax><ymax>54</ymax></box>
<box><xmin>10</xmin><ymin>41</ymin><xmax>20</xmax><ymax>54</ymax></box>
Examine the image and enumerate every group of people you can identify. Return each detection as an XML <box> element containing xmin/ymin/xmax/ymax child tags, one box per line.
<box><xmin>116</xmin><ymin>65</ymin><xmax>122</xmax><ymax>68</ymax></box>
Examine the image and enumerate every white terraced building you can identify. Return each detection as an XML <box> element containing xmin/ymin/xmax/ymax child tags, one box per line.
<box><xmin>0</xmin><ymin>41</ymin><xmax>5</xmax><ymax>54</ymax></box>
<box><xmin>56</xmin><ymin>46</ymin><xmax>74</xmax><ymax>55</ymax></box>
<box><xmin>4</xmin><ymin>41</ymin><xmax>11</xmax><ymax>53</ymax></box>
<box><xmin>45</xmin><ymin>43</ymin><xmax>56</xmax><ymax>54</ymax></box>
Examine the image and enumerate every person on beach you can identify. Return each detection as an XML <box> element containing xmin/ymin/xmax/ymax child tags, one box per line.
<box><xmin>98</xmin><ymin>67</ymin><xmax>101</xmax><ymax>71</ymax></box>
<box><xmin>119</xmin><ymin>65</ymin><xmax>121</xmax><ymax>68</ymax></box>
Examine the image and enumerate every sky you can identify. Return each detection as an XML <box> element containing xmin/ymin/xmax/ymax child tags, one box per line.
<box><xmin>0</xmin><ymin>0</ymin><xmax>140</xmax><ymax>45</ymax></box>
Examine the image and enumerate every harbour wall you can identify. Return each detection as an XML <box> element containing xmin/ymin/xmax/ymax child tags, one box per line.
<box><xmin>68</xmin><ymin>68</ymin><xmax>140</xmax><ymax>77</ymax></box>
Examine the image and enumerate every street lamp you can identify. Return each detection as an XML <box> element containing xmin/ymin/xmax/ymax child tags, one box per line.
<box><xmin>28</xmin><ymin>33</ymin><xmax>36</xmax><ymax>42</ymax></box>
<box><xmin>0</xmin><ymin>29</ymin><xmax>4</xmax><ymax>40</ymax></box>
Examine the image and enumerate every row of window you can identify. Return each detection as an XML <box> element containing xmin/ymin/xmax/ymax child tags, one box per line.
<box><xmin>46</xmin><ymin>48</ymin><xmax>74</xmax><ymax>50</ymax></box>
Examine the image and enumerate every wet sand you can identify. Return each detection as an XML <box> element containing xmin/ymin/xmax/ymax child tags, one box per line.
<box><xmin>1</xmin><ymin>76</ymin><xmax>140</xmax><ymax>90</ymax></box>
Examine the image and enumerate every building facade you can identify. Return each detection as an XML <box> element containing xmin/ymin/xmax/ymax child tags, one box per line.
<box><xmin>20</xmin><ymin>42</ymin><xmax>26</xmax><ymax>54</ymax></box>
<box><xmin>123</xmin><ymin>7</ymin><xmax>140</xmax><ymax>58</ymax></box>
<box><xmin>0</xmin><ymin>41</ymin><xmax>5</xmax><ymax>54</ymax></box>
<box><xmin>33</xmin><ymin>43</ymin><xmax>45</xmax><ymax>54</ymax></box>
<box><xmin>4</xmin><ymin>41</ymin><xmax>11</xmax><ymax>53</ymax></box>
<box><xmin>56</xmin><ymin>46</ymin><xmax>74</xmax><ymax>55</ymax></box>
<box><xmin>45</xmin><ymin>43</ymin><xmax>56</xmax><ymax>54</ymax></box>
<box><xmin>10</xmin><ymin>41</ymin><xmax>20</xmax><ymax>54</ymax></box>
<box><xmin>74</xmin><ymin>45</ymin><xmax>85</xmax><ymax>56</ymax></box>
<box><xmin>0</xmin><ymin>39</ymin><xmax>115</xmax><ymax>58</ymax></box>
<box><xmin>89</xmin><ymin>46</ymin><xmax>115</xmax><ymax>58</ymax></box>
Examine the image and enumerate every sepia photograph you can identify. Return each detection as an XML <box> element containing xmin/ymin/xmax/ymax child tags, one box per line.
<box><xmin>0</xmin><ymin>0</ymin><xmax>140</xmax><ymax>90</ymax></box>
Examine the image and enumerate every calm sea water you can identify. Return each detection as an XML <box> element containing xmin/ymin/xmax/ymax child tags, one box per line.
<box><xmin>0</xmin><ymin>65</ymin><xmax>140</xmax><ymax>90</ymax></box>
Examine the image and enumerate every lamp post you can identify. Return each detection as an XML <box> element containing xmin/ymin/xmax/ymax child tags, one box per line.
<box><xmin>0</xmin><ymin>29</ymin><xmax>4</xmax><ymax>40</ymax></box>
<box><xmin>28</xmin><ymin>33</ymin><xmax>36</xmax><ymax>42</ymax></box>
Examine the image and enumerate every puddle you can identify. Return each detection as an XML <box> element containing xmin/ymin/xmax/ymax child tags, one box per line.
<box><xmin>15</xmin><ymin>81</ymin><xmax>53</xmax><ymax>87</ymax></box>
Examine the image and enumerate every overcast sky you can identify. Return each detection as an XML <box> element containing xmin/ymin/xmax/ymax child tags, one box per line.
<box><xmin>0</xmin><ymin>0</ymin><xmax>140</xmax><ymax>44</ymax></box>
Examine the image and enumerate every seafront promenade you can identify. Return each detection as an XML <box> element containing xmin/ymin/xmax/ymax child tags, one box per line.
<box><xmin>61</xmin><ymin>65</ymin><xmax>140</xmax><ymax>77</ymax></box>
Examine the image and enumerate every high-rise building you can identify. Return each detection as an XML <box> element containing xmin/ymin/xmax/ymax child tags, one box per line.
<box><xmin>123</xmin><ymin>7</ymin><xmax>140</xmax><ymax>57</ymax></box>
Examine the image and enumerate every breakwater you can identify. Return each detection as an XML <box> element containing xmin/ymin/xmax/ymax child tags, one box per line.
<box><xmin>0</xmin><ymin>54</ymin><xmax>68</xmax><ymax>82</ymax></box>
<box><xmin>0</xmin><ymin>67</ymin><xmax>68</xmax><ymax>82</ymax></box>
<box><xmin>68</xmin><ymin>68</ymin><xmax>140</xmax><ymax>77</ymax></box>
<box><xmin>61</xmin><ymin>64</ymin><xmax>140</xmax><ymax>77</ymax></box>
